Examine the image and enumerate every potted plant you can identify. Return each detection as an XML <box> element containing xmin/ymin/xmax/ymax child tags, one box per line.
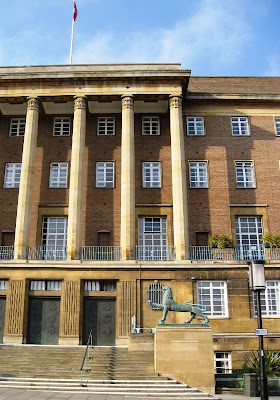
<box><xmin>208</xmin><ymin>234</ymin><xmax>219</xmax><ymax>248</ymax></box>
<box><xmin>262</xmin><ymin>234</ymin><xmax>274</xmax><ymax>248</ymax></box>
<box><xmin>219</xmin><ymin>233</ymin><xmax>234</xmax><ymax>248</ymax></box>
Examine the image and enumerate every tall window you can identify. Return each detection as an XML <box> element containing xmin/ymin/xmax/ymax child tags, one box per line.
<box><xmin>53</xmin><ymin>117</ymin><xmax>71</xmax><ymax>136</ymax></box>
<box><xmin>231</xmin><ymin>116</ymin><xmax>249</xmax><ymax>135</ymax></box>
<box><xmin>49</xmin><ymin>162</ymin><xmax>68</xmax><ymax>188</ymax></box>
<box><xmin>147</xmin><ymin>282</ymin><xmax>163</xmax><ymax>310</ymax></box>
<box><xmin>96</xmin><ymin>162</ymin><xmax>114</xmax><ymax>188</ymax></box>
<box><xmin>98</xmin><ymin>117</ymin><xmax>115</xmax><ymax>135</ymax></box>
<box><xmin>254</xmin><ymin>281</ymin><xmax>280</xmax><ymax>317</ymax></box>
<box><xmin>186</xmin><ymin>117</ymin><xmax>205</xmax><ymax>135</ymax></box>
<box><xmin>42</xmin><ymin>217</ymin><xmax>68</xmax><ymax>248</ymax></box>
<box><xmin>235</xmin><ymin>161</ymin><xmax>255</xmax><ymax>188</ymax></box>
<box><xmin>9</xmin><ymin>118</ymin><xmax>26</xmax><ymax>136</ymax></box>
<box><xmin>214</xmin><ymin>352</ymin><xmax>232</xmax><ymax>374</ymax></box>
<box><xmin>4</xmin><ymin>163</ymin><xmax>22</xmax><ymax>188</ymax></box>
<box><xmin>275</xmin><ymin>117</ymin><xmax>280</xmax><ymax>136</ymax></box>
<box><xmin>197</xmin><ymin>281</ymin><xmax>228</xmax><ymax>317</ymax></box>
<box><xmin>138</xmin><ymin>217</ymin><xmax>168</xmax><ymax>260</ymax></box>
<box><xmin>189</xmin><ymin>161</ymin><xmax>208</xmax><ymax>188</ymax></box>
<box><xmin>142</xmin><ymin>162</ymin><xmax>161</xmax><ymax>188</ymax></box>
<box><xmin>235</xmin><ymin>216</ymin><xmax>263</xmax><ymax>249</ymax></box>
<box><xmin>142</xmin><ymin>116</ymin><xmax>160</xmax><ymax>135</ymax></box>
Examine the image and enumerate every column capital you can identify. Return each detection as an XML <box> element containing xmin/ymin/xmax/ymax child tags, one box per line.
<box><xmin>74</xmin><ymin>96</ymin><xmax>87</xmax><ymax>111</ymax></box>
<box><xmin>169</xmin><ymin>95</ymin><xmax>182</xmax><ymax>110</ymax></box>
<box><xmin>27</xmin><ymin>97</ymin><xmax>40</xmax><ymax>112</ymax></box>
<box><xmin>121</xmin><ymin>95</ymin><xmax>134</xmax><ymax>110</ymax></box>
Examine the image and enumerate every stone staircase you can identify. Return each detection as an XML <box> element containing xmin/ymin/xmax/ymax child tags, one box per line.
<box><xmin>0</xmin><ymin>345</ymin><xmax>217</xmax><ymax>398</ymax></box>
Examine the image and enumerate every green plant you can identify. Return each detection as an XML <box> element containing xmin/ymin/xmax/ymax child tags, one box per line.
<box><xmin>242</xmin><ymin>350</ymin><xmax>280</xmax><ymax>377</ymax></box>
<box><xmin>262</xmin><ymin>234</ymin><xmax>280</xmax><ymax>248</ymax></box>
<box><xmin>208</xmin><ymin>234</ymin><xmax>219</xmax><ymax>248</ymax></box>
<box><xmin>218</xmin><ymin>234</ymin><xmax>234</xmax><ymax>249</ymax></box>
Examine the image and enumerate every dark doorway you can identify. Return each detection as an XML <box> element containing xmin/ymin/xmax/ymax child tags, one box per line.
<box><xmin>196</xmin><ymin>231</ymin><xmax>209</xmax><ymax>246</ymax></box>
<box><xmin>0</xmin><ymin>297</ymin><xmax>6</xmax><ymax>343</ymax></box>
<box><xmin>27</xmin><ymin>298</ymin><xmax>60</xmax><ymax>345</ymax></box>
<box><xmin>83</xmin><ymin>298</ymin><xmax>115</xmax><ymax>345</ymax></box>
<box><xmin>1</xmin><ymin>232</ymin><xmax>14</xmax><ymax>246</ymax></box>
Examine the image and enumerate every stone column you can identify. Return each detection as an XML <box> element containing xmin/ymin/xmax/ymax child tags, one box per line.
<box><xmin>67</xmin><ymin>96</ymin><xmax>87</xmax><ymax>260</ymax></box>
<box><xmin>59</xmin><ymin>280</ymin><xmax>81</xmax><ymax>345</ymax></box>
<box><xmin>117</xmin><ymin>281</ymin><xmax>136</xmax><ymax>342</ymax></box>
<box><xmin>120</xmin><ymin>96</ymin><xmax>135</xmax><ymax>260</ymax></box>
<box><xmin>14</xmin><ymin>97</ymin><xmax>40</xmax><ymax>259</ymax></box>
<box><xmin>169</xmin><ymin>95</ymin><xmax>189</xmax><ymax>260</ymax></box>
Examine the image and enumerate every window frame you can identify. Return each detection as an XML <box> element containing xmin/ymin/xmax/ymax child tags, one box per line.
<box><xmin>275</xmin><ymin>117</ymin><xmax>280</xmax><ymax>136</ymax></box>
<box><xmin>97</xmin><ymin>117</ymin><xmax>115</xmax><ymax>136</ymax></box>
<box><xmin>142</xmin><ymin>161</ymin><xmax>162</xmax><ymax>188</ymax></box>
<box><xmin>235</xmin><ymin>160</ymin><xmax>255</xmax><ymax>188</ymax></box>
<box><xmin>96</xmin><ymin>161</ymin><xmax>115</xmax><ymax>188</ymax></box>
<box><xmin>197</xmin><ymin>281</ymin><xmax>229</xmax><ymax>318</ymax></box>
<box><xmin>186</xmin><ymin>116</ymin><xmax>205</xmax><ymax>136</ymax></box>
<box><xmin>231</xmin><ymin>116</ymin><xmax>250</xmax><ymax>136</ymax></box>
<box><xmin>53</xmin><ymin>117</ymin><xmax>71</xmax><ymax>137</ymax></box>
<box><xmin>189</xmin><ymin>161</ymin><xmax>209</xmax><ymax>188</ymax></box>
<box><xmin>3</xmin><ymin>162</ymin><xmax>22</xmax><ymax>188</ymax></box>
<box><xmin>41</xmin><ymin>217</ymin><xmax>68</xmax><ymax>247</ymax></box>
<box><xmin>49</xmin><ymin>162</ymin><xmax>69</xmax><ymax>188</ymax></box>
<box><xmin>253</xmin><ymin>281</ymin><xmax>280</xmax><ymax>318</ymax></box>
<box><xmin>9</xmin><ymin>118</ymin><xmax>26</xmax><ymax>137</ymax></box>
<box><xmin>142</xmin><ymin>116</ymin><xmax>160</xmax><ymax>136</ymax></box>
<box><xmin>214</xmin><ymin>352</ymin><xmax>232</xmax><ymax>374</ymax></box>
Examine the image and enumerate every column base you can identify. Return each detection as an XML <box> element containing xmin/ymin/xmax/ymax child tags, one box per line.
<box><xmin>59</xmin><ymin>336</ymin><xmax>80</xmax><ymax>345</ymax></box>
<box><xmin>3</xmin><ymin>334</ymin><xmax>24</xmax><ymax>344</ymax></box>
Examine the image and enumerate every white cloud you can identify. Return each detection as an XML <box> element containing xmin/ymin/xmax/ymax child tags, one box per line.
<box><xmin>265</xmin><ymin>53</ymin><xmax>280</xmax><ymax>76</ymax></box>
<box><xmin>73</xmin><ymin>0</ymin><xmax>252</xmax><ymax>73</ymax></box>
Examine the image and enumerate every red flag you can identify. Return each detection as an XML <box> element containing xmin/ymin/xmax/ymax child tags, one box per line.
<box><xmin>73</xmin><ymin>1</ymin><xmax>78</xmax><ymax>21</ymax></box>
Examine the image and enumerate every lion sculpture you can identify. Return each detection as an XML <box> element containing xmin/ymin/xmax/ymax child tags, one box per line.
<box><xmin>147</xmin><ymin>285</ymin><xmax>209</xmax><ymax>325</ymax></box>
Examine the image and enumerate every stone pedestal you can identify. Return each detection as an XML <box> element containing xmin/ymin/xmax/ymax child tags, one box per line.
<box><xmin>155</xmin><ymin>325</ymin><xmax>215</xmax><ymax>394</ymax></box>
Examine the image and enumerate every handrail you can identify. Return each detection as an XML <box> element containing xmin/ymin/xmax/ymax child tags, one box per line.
<box><xmin>80</xmin><ymin>329</ymin><xmax>93</xmax><ymax>386</ymax></box>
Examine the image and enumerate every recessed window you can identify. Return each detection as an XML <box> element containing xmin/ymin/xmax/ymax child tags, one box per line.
<box><xmin>235</xmin><ymin>161</ymin><xmax>255</xmax><ymax>188</ymax></box>
<box><xmin>231</xmin><ymin>116</ymin><xmax>249</xmax><ymax>136</ymax></box>
<box><xmin>142</xmin><ymin>162</ymin><xmax>161</xmax><ymax>188</ymax></box>
<box><xmin>275</xmin><ymin>117</ymin><xmax>280</xmax><ymax>136</ymax></box>
<box><xmin>214</xmin><ymin>352</ymin><xmax>232</xmax><ymax>374</ymax></box>
<box><xmin>146</xmin><ymin>282</ymin><xmax>163</xmax><ymax>310</ymax></box>
<box><xmin>189</xmin><ymin>161</ymin><xmax>208</xmax><ymax>188</ymax></box>
<box><xmin>254</xmin><ymin>281</ymin><xmax>280</xmax><ymax>317</ymax></box>
<box><xmin>138</xmin><ymin>216</ymin><xmax>168</xmax><ymax>260</ymax></box>
<box><xmin>53</xmin><ymin>117</ymin><xmax>71</xmax><ymax>136</ymax></box>
<box><xmin>142</xmin><ymin>116</ymin><xmax>160</xmax><ymax>135</ymax></box>
<box><xmin>197</xmin><ymin>281</ymin><xmax>228</xmax><ymax>318</ymax></box>
<box><xmin>30</xmin><ymin>281</ymin><xmax>61</xmax><ymax>291</ymax></box>
<box><xmin>0</xmin><ymin>280</ymin><xmax>8</xmax><ymax>290</ymax></box>
<box><xmin>9</xmin><ymin>118</ymin><xmax>26</xmax><ymax>137</ymax></box>
<box><xmin>4</xmin><ymin>163</ymin><xmax>22</xmax><ymax>188</ymax></box>
<box><xmin>84</xmin><ymin>281</ymin><xmax>116</xmax><ymax>291</ymax></box>
<box><xmin>98</xmin><ymin>117</ymin><xmax>115</xmax><ymax>135</ymax></box>
<box><xmin>96</xmin><ymin>162</ymin><xmax>114</xmax><ymax>188</ymax></box>
<box><xmin>42</xmin><ymin>217</ymin><xmax>68</xmax><ymax>249</ymax></box>
<box><xmin>186</xmin><ymin>117</ymin><xmax>205</xmax><ymax>135</ymax></box>
<box><xmin>49</xmin><ymin>162</ymin><xmax>68</xmax><ymax>188</ymax></box>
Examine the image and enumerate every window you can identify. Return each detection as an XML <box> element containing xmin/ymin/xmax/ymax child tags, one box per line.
<box><xmin>30</xmin><ymin>281</ymin><xmax>61</xmax><ymax>291</ymax></box>
<box><xmin>231</xmin><ymin>116</ymin><xmax>249</xmax><ymax>136</ymax></box>
<box><xmin>41</xmin><ymin>217</ymin><xmax>68</xmax><ymax>260</ymax></box>
<box><xmin>0</xmin><ymin>280</ymin><xmax>8</xmax><ymax>290</ymax></box>
<box><xmin>235</xmin><ymin>161</ymin><xmax>255</xmax><ymax>188</ymax></box>
<box><xmin>84</xmin><ymin>281</ymin><xmax>116</xmax><ymax>291</ymax></box>
<box><xmin>96</xmin><ymin>162</ymin><xmax>114</xmax><ymax>188</ymax></box>
<box><xmin>197</xmin><ymin>281</ymin><xmax>228</xmax><ymax>317</ymax></box>
<box><xmin>214</xmin><ymin>352</ymin><xmax>232</xmax><ymax>374</ymax></box>
<box><xmin>186</xmin><ymin>117</ymin><xmax>205</xmax><ymax>135</ymax></box>
<box><xmin>49</xmin><ymin>162</ymin><xmax>68</xmax><ymax>188</ymax></box>
<box><xmin>9</xmin><ymin>118</ymin><xmax>25</xmax><ymax>136</ymax></box>
<box><xmin>142</xmin><ymin>116</ymin><xmax>160</xmax><ymax>135</ymax></box>
<box><xmin>254</xmin><ymin>281</ymin><xmax>280</xmax><ymax>317</ymax></box>
<box><xmin>4</xmin><ymin>163</ymin><xmax>21</xmax><ymax>188</ymax></box>
<box><xmin>142</xmin><ymin>162</ymin><xmax>161</xmax><ymax>188</ymax></box>
<box><xmin>53</xmin><ymin>117</ymin><xmax>71</xmax><ymax>136</ymax></box>
<box><xmin>146</xmin><ymin>282</ymin><xmax>163</xmax><ymax>310</ymax></box>
<box><xmin>189</xmin><ymin>161</ymin><xmax>208</xmax><ymax>188</ymax></box>
<box><xmin>138</xmin><ymin>216</ymin><xmax>168</xmax><ymax>260</ymax></box>
<box><xmin>98</xmin><ymin>117</ymin><xmax>115</xmax><ymax>135</ymax></box>
<box><xmin>235</xmin><ymin>216</ymin><xmax>263</xmax><ymax>259</ymax></box>
<box><xmin>275</xmin><ymin>117</ymin><xmax>280</xmax><ymax>136</ymax></box>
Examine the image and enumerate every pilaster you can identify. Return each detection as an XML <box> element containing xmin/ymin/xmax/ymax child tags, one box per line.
<box><xmin>117</xmin><ymin>281</ymin><xmax>136</xmax><ymax>340</ymax></box>
<box><xmin>169</xmin><ymin>95</ymin><xmax>189</xmax><ymax>260</ymax></box>
<box><xmin>67</xmin><ymin>96</ymin><xmax>87</xmax><ymax>260</ymax></box>
<box><xmin>59</xmin><ymin>280</ymin><xmax>81</xmax><ymax>345</ymax></box>
<box><xmin>120</xmin><ymin>95</ymin><xmax>135</xmax><ymax>260</ymax></box>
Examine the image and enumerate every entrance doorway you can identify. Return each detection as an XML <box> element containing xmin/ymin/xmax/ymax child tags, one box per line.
<box><xmin>27</xmin><ymin>298</ymin><xmax>60</xmax><ymax>345</ymax></box>
<box><xmin>83</xmin><ymin>299</ymin><xmax>115</xmax><ymax>345</ymax></box>
<box><xmin>0</xmin><ymin>297</ymin><xmax>6</xmax><ymax>343</ymax></box>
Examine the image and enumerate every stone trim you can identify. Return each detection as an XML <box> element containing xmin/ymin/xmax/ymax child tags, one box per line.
<box><xmin>169</xmin><ymin>95</ymin><xmax>182</xmax><ymax>110</ymax></box>
<box><xmin>121</xmin><ymin>95</ymin><xmax>134</xmax><ymax>110</ymax></box>
<box><xmin>27</xmin><ymin>97</ymin><xmax>40</xmax><ymax>112</ymax></box>
<box><xmin>74</xmin><ymin>96</ymin><xmax>87</xmax><ymax>111</ymax></box>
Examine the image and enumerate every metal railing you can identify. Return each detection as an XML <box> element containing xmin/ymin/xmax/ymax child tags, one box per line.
<box><xmin>81</xmin><ymin>246</ymin><xmax>122</xmax><ymax>261</ymax></box>
<box><xmin>27</xmin><ymin>246</ymin><xmax>67</xmax><ymax>261</ymax></box>
<box><xmin>80</xmin><ymin>330</ymin><xmax>93</xmax><ymax>386</ymax></box>
<box><xmin>190</xmin><ymin>246</ymin><xmax>267</xmax><ymax>261</ymax></box>
<box><xmin>134</xmin><ymin>246</ymin><xmax>175</xmax><ymax>261</ymax></box>
<box><xmin>0</xmin><ymin>246</ymin><xmax>14</xmax><ymax>260</ymax></box>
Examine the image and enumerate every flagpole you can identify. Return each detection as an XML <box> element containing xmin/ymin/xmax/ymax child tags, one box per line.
<box><xmin>69</xmin><ymin>17</ymin><xmax>75</xmax><ymax>64</ymax></box>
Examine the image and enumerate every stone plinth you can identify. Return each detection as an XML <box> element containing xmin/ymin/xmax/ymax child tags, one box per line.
<box><xmin>129</xmin><ymin>333</ymin><xmax>154</xmax><ymax>352</ymax></box>
<box><xmin>155</xmin><ymin>325</ymin><xmax>215</xmax><ymax>394</ymax></box>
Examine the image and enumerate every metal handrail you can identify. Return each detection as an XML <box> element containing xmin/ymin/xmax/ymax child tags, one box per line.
<box><xmin>80</xmin><ymin>329</ymin><xmax>93</xmax><ymax>386</ymax></box>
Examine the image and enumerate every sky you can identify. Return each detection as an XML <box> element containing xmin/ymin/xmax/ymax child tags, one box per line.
<box><xmin>0</xmin><ymin>0</ymin><xmax>280</xmax><ymax>76</ymax></box>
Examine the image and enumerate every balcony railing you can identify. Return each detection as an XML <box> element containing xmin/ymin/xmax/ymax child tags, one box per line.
<box><xmin>134</xmin><ymin>246</ymin><xmax>175</xmax><ymax>261</ymax></box>
<box><xmin>81</xmin><ymin>246</ymin><xmax>122</xmax><ymax>261</ymax></box>
<box><xmin>0</xmin><ymin>246</ymin><xmax>14</xmax><ymax>260</ymax></box>
<box><xmin>189</xmin><ymin>245</ymin><xmax>275</xmax><ymax>261</ymax></box>
<box><xmin>27</xmin><ymin>246</ymin><xmax>67</xmax><ymax>261</ymax></box>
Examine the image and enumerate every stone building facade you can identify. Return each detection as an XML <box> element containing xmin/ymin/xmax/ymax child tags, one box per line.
<box><xmin>0</xmin><ymin>64</ymin><xmax>279</xmax><ymax>374</ymax></box>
